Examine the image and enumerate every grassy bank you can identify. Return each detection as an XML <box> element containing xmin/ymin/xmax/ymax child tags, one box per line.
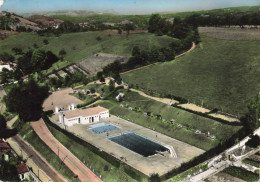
<box><xmin>15</xmin><ymin>121</ymin><xmax>80</xmax><ymax>182</ymax></box>
<box><xmin>122</xmin><ymin>91</ymin><xmax>242</xmax><ymax>142</ymax></box>
<box><xmin>122</xmin><ymin>36</ymin><xmax>260</xmax><ymax>116</ymax></box>
<box><xmin>98</xmin><ymin>100</ymin><xmax>217</xmax><ymax>150</ymax></box>
<box><xmin>0</xmin><ymin>32</ymin><xmax>173</xmax><ymax>74</ymax></box>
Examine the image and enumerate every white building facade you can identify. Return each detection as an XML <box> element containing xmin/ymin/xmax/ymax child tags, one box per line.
<box><xmin>59</xmin><ymin>106</ymin><xmax>109</xmax><ymax>127</ymax></box>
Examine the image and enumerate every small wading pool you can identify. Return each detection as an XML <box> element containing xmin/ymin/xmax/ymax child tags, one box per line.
<box><xmin>90</xmin><ymin>123</ymin><xmax>118</xmax><ymax>134</ymax></box>
<box><xmin>108</xmin><ymin>132</ymin><xmax>168</xmax><ymax>157</ymax></box>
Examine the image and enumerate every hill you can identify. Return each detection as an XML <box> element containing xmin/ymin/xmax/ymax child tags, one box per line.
<box><xmin>0</xmin><ymin>31</ymin><xmax>173</xmax><ymax>74</ymax></box>
<box><xmin>121</xmin><ymin>36</ymin><xmax>260</xmax><ymax>116</ymax></box>
<box><xmin>28</xmin><ymin>15</ymin><xmax>63</xmax><ymax>27</ymax></box>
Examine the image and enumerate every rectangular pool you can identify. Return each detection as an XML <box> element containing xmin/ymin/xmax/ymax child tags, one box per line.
<box><xmin>108</xmin><ymin>132</ymin><xmax>168</xmax><ymax>157</ymax></box>
<box><xmin>90</xmin><ymin>124</ymin><xmax>118</xmax><ymax>134</ymax></box>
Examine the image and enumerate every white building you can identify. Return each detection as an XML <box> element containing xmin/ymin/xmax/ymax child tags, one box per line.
<box><xmin>59</xmin><ymin>106</ymin><xmax>109</xmax><ymax>127</ymax></box>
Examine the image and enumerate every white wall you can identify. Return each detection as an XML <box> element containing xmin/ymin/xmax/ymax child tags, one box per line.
<box><xmin>62</xmin><ymin>109</ymin><xmax>109</xmax><ymax>127</ymax></box>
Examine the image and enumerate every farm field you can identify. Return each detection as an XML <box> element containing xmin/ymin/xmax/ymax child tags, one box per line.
<box><xmin>121</xmin><ymin>36</ymin><xmax>260</xmax><ymax>116</ymax></box>
<box><xmin>199</xmin><ymin>27</ymin><xmax>260</xmax><ymax>40</ymax></box>
<box><xmin>0</xmin><ymin>31</ymin><xmax>173</xmax><ymax>74</ymax></box>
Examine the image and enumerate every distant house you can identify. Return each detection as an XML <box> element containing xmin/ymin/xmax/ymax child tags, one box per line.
<box><xmin>0</xmin><ymin>140</ymin><xmax>11</xmax><ymax>159</ymax></box>
<box><xmin>58</xmin><ymin>106</ymin><xmax>109</xmax><ymax>127</ymax></box>
<box><xmin>14</xmin><ymin>163</ymin><xmax>29</xmax><ymax>181</ymax></box>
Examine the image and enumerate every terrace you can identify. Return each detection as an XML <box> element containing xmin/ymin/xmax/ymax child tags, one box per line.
<box><xmin>49</xmin><ymin>114</ymin><xmax>204</xmax><ymax>176</ymax></box>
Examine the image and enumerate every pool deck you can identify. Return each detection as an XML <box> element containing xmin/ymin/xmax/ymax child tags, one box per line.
<box><xmin>49</xmin><ymin>114</ymin><xmax>204</xmax><ymax>176</ymax></box>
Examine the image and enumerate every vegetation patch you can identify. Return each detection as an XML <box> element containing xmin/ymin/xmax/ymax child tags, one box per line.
<box><xmin>222</xmin><ymin>166</ymin><xmax>259</xmax><ymax>182</ymax></box>
<box><xmin>166</xmin><ymin>163</ymin><xmax>208</xmax><ymax>182</ymax></box>
<box><xmin>14</xmin><ymin>121</ymin><xmax>80</xmax><ymax>182</ymax></box>
<box><xmin>122</xmin><ymin>36</ymin><xmax>260</xmax><ymax>116</ymax></box>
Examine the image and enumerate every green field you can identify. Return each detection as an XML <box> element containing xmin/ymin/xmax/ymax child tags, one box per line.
<box><xmin>0</xmin><ymin>32</ymin><xmax>173</xmax><ymax>74</ymax></box>
<box><xmin>122</xmin><ymin>36</ymin><xmax>260</xmax><ymax>116</ymax></box>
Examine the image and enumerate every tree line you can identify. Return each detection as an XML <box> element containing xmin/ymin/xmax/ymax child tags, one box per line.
<box><xmin>0</xmin><ymin>49</ymin><xmax>59</xmax><ymax>84</ymax></box>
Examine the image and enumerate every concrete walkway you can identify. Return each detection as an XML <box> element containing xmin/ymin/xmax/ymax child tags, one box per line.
<box><xmin>31</xmin><ymin>119</ymin><xmax>101</xmax><ymax>182</ymax></box>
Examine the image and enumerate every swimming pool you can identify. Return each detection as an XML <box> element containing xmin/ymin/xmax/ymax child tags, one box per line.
<box><xmin>108</xmin><ymin>132</ymin><xmax>168</xmax><ymax>157</ymax></box>
<box><xmin>90</xmin><ymin>123</ymin><xmax>118</xmax><ymax>134</ymax></box>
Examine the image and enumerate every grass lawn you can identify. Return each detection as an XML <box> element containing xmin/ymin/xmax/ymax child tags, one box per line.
<box><xmin>122</xmin><ymin>90</ymin><xmax>242</xmax><ymax>142</ymax></box>
<box><xmin>0</xmin><ymin>32</ymin><xmax>173</xmax><ymax>74</ymax></box>
<box><xmin>222</xmin><ymin>166</ymin><xmax>259</xmax><ymax>182</ymax></box>
<box><xmin>121</xmin><ymin>36</ymin><xmax>260</xmax><ymax>116</ymax></box>
<box><xmin>98</xmin><ymin>100</ymin><xmax>218</xmax><ymax>151</ymax></box>
<box><xmin>45</xmin><ymin>122</ymin><xmax>148</xmax><ymax>182</ymax></box>
<box><xmin>16</xmin><ymin>121</ymin><xmax>80</xmax><ymax>182</ymax></box>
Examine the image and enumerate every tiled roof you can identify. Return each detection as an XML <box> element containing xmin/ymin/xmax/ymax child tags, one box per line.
<box><xmin>64</xmin><ymin>106</ymin><xmax>108</xmax><ymax>119</ymax></box>
<box><xmin>0</xmin><ymin>140</ymin><xmax>11</xmax><ymax>156</ymax></box>
<box><xmin>15</xmin><ymin>163</ymin><xmax>29</xmax><ymax>174</ymax></box>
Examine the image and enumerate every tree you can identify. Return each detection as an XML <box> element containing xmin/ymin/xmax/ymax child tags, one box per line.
<box><xmin>0</xmin><ymin>68</ymin><xmax>11</xmax><ymax>84</ymax></box>
<box><xmin>132</xmin><ymin>46</ymin><xmax>141</xmax><ymax>57</ymax></box>
<box><xmin>3</xmin><ymin>79</ymin><xmax>49</xmax><ymax>121</ymax></box>
<box><xmin>245</xmin><ymin>135</ymin><xmax>260</xmax><ymax>148</ymax></box>
<box><xmin>43</xmin><ymin>39</ymin><xmax>49</xmax><ymax>45</ymax></box>
<box><xmin>31</xmin><ymin>49</ymin><xmax>47</xmax><ymax>71</ymax></box>
<box><xmin>109</xmin><ymin>80</ymin><xmax>115</xmax><ymax>91</ymax></box>
<box><xmin>123</xmin><ymin>23</ymin><xmax>135</xmax><ymax>36</ymax></box>
<box><xmin>59</xmin><ymin>49</ymin><xmax>67</xmax><ymax>61</ymax></box>
<box><xmin>149</xmin><ymin>173</ymin><xmax>161</xmax><ymax>182</ymax></box>
<box><xmin>148</xmin><ymin>14</ymin><xmax>162</xmax><ymax>33</ymax></box>
<box><xmin>0</xmin><ymin>52</ymin><xmax>14</xmax><ymax>63</ymax></box>
<box><xmin>241</xmin><ymin>95</ymin><xmax>260</xmax><ymax>134</ymax></box>
<box><xmin>11</xmin><ymin>47</ymin><xmax>23</xmax><ymax>55</ymax></box>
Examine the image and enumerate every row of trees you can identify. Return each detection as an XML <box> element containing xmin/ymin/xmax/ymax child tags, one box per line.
<box><xmin>185</xmin><ymin>12</ymin><xmax>260</xmax><ymax>27</ymax></box>
<box><xmin>37</xmin><ymin>20</ymin><xmax>137</xmax><ymax>36</ymax></box>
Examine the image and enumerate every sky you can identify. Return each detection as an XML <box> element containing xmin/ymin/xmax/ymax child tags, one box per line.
<box><xmin>0</xmin><ymin>0</ymin><xmax>259</xmax><ymax>15</ymax></box>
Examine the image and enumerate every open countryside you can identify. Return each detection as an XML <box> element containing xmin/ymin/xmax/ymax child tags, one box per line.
<box><xmin>0</xmin><ymin>1</ymin><xmax>260</xmax><ymax>182</ymax></box>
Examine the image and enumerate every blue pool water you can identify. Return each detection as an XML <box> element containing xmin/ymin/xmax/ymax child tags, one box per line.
<box><xmin>90</xmin><ymin>124</ymin><xmax>117</xmax><ymax>134</ymax></box>
<box><xmin>109</xmin><ymin>132</ymin><xmax>167</xmax><ymax>157</ymax></box>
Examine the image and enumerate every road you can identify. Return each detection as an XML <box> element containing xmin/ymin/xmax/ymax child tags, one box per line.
<box><xmin>31</xmin><ymin>119</ymin><xmax>101</xmax><ymax>182</ymax></box>
<box><xmin>10</xmin><ymin>134</ymin><xmax>67</xmax><ymax>182</ymax></box>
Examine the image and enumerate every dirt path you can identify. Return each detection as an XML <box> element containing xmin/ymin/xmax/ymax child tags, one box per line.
<box><xmin>120</xmin><ymin>42</ymin><xmax>196</xmax><ymax>75</ymax></box>
<box><xmin>31</xmin><ymin>119</ymin><xmax>101</xmax><ymax>182</ymax></box>
<box><xmin>131</xmin><ymin>88</ymin><xmax>179</xmax><ymax>105</ymax></box>
<box><xmin>7</xmin><ymin>135</ymin><xmax>66</xmax><ymax>182</ymax></box>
